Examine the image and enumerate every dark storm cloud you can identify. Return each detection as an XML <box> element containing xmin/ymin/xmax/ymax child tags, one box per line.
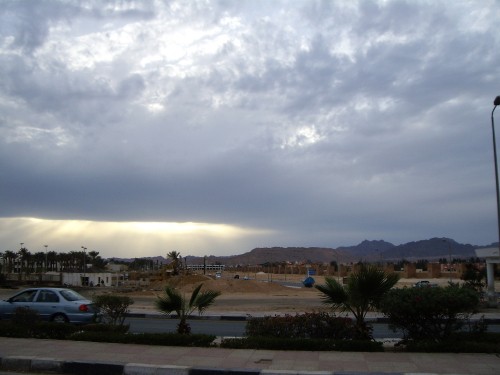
<box><xmin>1</xmin><ymin>1</ymin><xmax>499</xmax><ymax>256</ymax></box>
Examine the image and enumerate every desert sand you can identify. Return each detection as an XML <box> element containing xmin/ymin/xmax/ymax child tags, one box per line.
<box><xmin>1</xmin><ymin>273</ymin><xmax>497</xmax><ymax>316</ymax></box>
<box><xmin>89</xmin><ymin>272</ymin><xmax>480</xmax><ymax>315</ymax></box>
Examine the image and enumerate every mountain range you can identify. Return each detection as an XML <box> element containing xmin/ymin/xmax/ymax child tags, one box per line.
<box><xmin>119</xmin><ymin>237</ymin><xmax>496</xmax><ymax>266</ymax></box>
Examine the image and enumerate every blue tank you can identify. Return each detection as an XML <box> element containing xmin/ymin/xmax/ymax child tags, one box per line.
<box><xmin>302</xmin><ymin>276</ymin><xmax>315</xmax><ymax>288</ymax></box>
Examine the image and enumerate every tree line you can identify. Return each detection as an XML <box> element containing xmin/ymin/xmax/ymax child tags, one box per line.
<box><xmin>0</xmin><ymin>247</ymin><xmax>107</xmax><ymax>274</ymax></box>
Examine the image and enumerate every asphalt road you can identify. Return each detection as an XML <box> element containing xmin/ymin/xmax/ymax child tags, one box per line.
<box><xmin>125</xmin><ymin>316</ymin><xmax>406</xmax><ymax>338</ymax></box>
<box><xmin>126</xmin><ymin>316</ymin><xmax>500</xmax><ymax>338</ymax></box>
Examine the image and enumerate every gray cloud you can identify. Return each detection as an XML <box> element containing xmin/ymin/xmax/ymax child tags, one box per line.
<box><xmin>1</xmin><ymin>0</ymin><xmax>499</xmax><ymax>257</ymax></box>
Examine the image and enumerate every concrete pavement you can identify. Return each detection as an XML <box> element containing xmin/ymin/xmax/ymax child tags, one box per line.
<box><xmin>1</xmin><ymin>309</ymin><xmax>500</xmax><ymax>374</ymax></box>
<box><xmin>1</xmin><ymin>336</ymin><xmax>499</xmax><ymax>375</ymax></box>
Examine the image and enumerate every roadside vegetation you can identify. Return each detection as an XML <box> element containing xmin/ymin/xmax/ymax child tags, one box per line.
<box><xmin>0</xmin><ymin>264</ymin><xmax>498</xmax><ymax>353</ymax></box>
<box><xmin>315</xmin><ymin>265</ymin><xmax>400</xmax><ymax>339</ymax></box>
<box><xmin>380</xmin><ymin>283</ymin><xmax>480</xmax><ymax>341</ymax></box>
<box><xmin>155</xmin><ymin>283</ymin><xmax>221</xmax><ymax>334</ymax></box>
<box><xmin>92</xmin><ymin>294</ymin><xmax>134</xmax><ymax>327</ymax></box>
<box><xmin>221</xmin><ymin>311</ymin><xmax>383</xmax><ymax>352</ymax></box>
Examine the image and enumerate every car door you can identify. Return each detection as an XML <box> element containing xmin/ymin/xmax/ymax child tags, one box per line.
<box><xmin>33</xmin><ymin>289</ymin><xmax>60</xmax><ymax>320</ymax></box>
<box><xmin>1</xmin><ymin>289</ymin><xmax>39</xmax><ymax>319</ymax></box>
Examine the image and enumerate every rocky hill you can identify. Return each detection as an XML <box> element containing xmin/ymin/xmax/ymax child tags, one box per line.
<box><xmin>182</xmin><ymin>238</ymin><xmax>492</xmax><ymax>266</ymax></box>
<box><xmin>114</xmin><ymin>238</ymin><xmax>496</xmax><ymax>266</ymax></box>
<box><xmin>188</xmin><ymin>247</ymin><xmax>355</xmax><ymax>266</ymax></box>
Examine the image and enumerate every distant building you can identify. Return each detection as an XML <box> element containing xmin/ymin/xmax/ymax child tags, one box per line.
<box><xmin>106</xmin><ymin>262</ymin><xmax>128</xmax><ymax>272</ymax></box>
<box><xmin>475</xmin><ymin>247</ymin><xmax>499</xmax><ymax>307</ymax></box>
<box><xmin>186</xmin><ymin>264</ymin><xmax>225</xmax><ymax>272</ymax></box>
<box><xmin>61</xmin><ymin>272</ymin><xmax>113</xmax><ymax>287</ymax></box>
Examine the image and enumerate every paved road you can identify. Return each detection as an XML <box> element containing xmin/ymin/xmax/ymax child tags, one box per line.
<box><xmin>128</xmin><ymin>316</ymin><xmax>500</xmax><ymax>339</ymax></box>
<box><xmin>126</xmin><ymin>316</ymin><xmax>248</xmax><ymax>336</ymax></box>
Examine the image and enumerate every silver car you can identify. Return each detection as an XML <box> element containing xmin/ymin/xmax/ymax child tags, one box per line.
<box><xmin>0</xmin><ymin>287</ymin><xmax>98</xmax><ymax>324</ymax></box>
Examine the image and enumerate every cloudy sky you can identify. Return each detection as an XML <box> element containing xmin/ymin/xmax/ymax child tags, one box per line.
<box><xmin>1</xmin><ymin>0</ymin><xmax>499</xmax><ymax>259</ymax></box>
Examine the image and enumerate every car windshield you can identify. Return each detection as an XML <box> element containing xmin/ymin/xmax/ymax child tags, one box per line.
<box><xmin>59</xmin><ymin>289</ymin><xmax>87</xmax><ymax>301</ymax></box>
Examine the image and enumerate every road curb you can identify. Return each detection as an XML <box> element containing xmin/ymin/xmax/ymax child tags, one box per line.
<box><xmin>1</xmin><ymin>355</ymin><xmax>451</xmax><ymax>375</ymax></box>
<box><xmin>124</xmin><ymin>363</ymin><xmax>190</xmax><ymax>375</ymax></box>
<box><xmin>0</xmin><ymin>355</ymin><xmax>452</xmax><ymax>375</ymax></box>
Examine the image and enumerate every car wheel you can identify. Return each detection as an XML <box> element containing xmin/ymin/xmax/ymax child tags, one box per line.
<box><xmin>51</xmin><ymin>313</ymin><xmax>69</xmax><ymax>323</ymax></box>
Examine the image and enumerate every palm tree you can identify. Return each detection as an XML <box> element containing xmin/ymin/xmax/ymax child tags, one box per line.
<box><xmin>18</xmin><ymin>247</ymin><xmax>31</xmax><ymax>275</ymax></box>
<box><xmin>315</xmin><ymin>265</ymin><xmax>399</xmax><ymax>339</ymax></box>
<box><xmin>33</xmin><ymin>252</ymin><xmax>46</xmax><ymax>273</ymax></box>
<box><xmin>155</xmin><ymin>284</ymin><xmax>221</xmax><ymax>334</ymax></box>
<box><xmin>47</xmin><ymin>251</ymin><xmax>57</xmax><ymax>272</ymax></box>
<box><xmin>87</xmin><ymin>251</ymin><xmax>99</xmax><ymax>270</ymax></box>
<box><xmin>3</xmin><ymin>251</ymin><xmax>17</xmax><ymax>273</ymax></box>
<box><xmin>58</xmin><ymin>252</ymin><xmax>70</xmax><ymax>271</ymax></box>
<box><xmin>167</xmin><ymin>251</ymin><xmax>181</xmax><ymax>275</ymax></box>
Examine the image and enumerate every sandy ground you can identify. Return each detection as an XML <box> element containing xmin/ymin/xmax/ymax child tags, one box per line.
<box><xmin>95</xmin><ymin>273</ymin><xmax>332</xmax><ymax>314</ymax></box>
<box><xmin>1</xmin><ymin>274</ymin><xmax>498</xmax><ymax>315</ymax></box>
<box><xmin>82</xmin><ymin>273</ymin><xmax>499</xmax><ymax>315</ymax></box>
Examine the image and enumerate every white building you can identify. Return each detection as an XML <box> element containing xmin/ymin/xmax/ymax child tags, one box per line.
<box><xmin>186</xmin><ymin>264</ymin><xmax>225</xmax><ymax>272</ymax></box>
<box><xmin>475</xmin><ymin>247</ymin><xmax>499</xmax><ymax>307</ymax></box>
<box><xmin>61</xmin><ymin>272</ymin><xmax>114</xmax><ymax>287</ymax></box>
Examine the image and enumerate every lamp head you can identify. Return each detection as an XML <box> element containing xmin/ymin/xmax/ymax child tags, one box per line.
<box><xmin>494</xmin><ymin>96</ymin><xmax>500</xmax><ymax>106</ymax></box>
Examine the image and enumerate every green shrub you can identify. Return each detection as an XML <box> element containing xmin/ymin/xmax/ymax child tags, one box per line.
<box><xmin>125</xmin><ymin>333</ymin><xmax>216</xmax><ymax>347</ymax></box>
<box><xmin>12</xmin><ymin>307</ymin><xmax>41</xmax><ymax>326</ymax></box>
<box><xmin>221</xmin><ymin>336</ymin><xmax>383</xmax><ymax>352</ymax></box>
<box><xmin>92</xmin><ymin>294</ymin><xmax>134</xmax><ymax>326</ymax></box>
<box><xmin>81</xmin><ymin>323</ymin><xmax>129</xmax><ymax>334</ymax></box>
<box><xmin>455</xmin><ymin>331</ymin><xmax>500</xmax><ymax>344</ymax></box>
<box><xmin>380</xmin><ymin>284</ymin><xmax>481</xmax><ymax>341</ymax></box>
<box><xmin>31</xmin><ymin>322</ymin><xmax>78</xmax><ymax>339</ymax></box>
<box><xmin>461</xmin><ymin>263</ymin><xmax>486</xmax><ymax>296</ymax></box>
<box><xmin>404</xmin><ymin>332</ymin><xmax>500</xmax><ymax>353</ymax></box>
<box><xmin>245</xmin><ymin>312</ymin><xmax>356</xmax><ymax>340</ymax></box>
<box><xmin>0</xmin><ymin>320</ymin><xmax>32</xmax><ymax>337</ymax></box>
<box><xmin>0</xmin><ymin>320</ymin><xmax>77</xmax><ymax>339</ymax></box>
<box><xmin>4</xmin><ymin>307</ymin><xmax>43</xmax><ymax>337</ymax></box>
<box><xmin>70</xmin><ymin>331</ymin><xmax>216</xmax><ymax>347</ymax></box>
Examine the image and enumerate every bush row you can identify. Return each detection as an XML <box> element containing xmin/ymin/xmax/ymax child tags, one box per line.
<box><xmin>379</xmin><ymin>284</ymin><xmax>482</xmax><ymax>341</ymax></box>
<box><xmin>2</xmin><ymin>318</ymin><xmax>497</xmax><ymax>353</ymax></box>
<box><xmin>403</xmin><ymin>332</ymin><xmax>500</xmax><ymax>353</ymax></box>
<box><xmin>221</xmin><ymin>336</ymin><xmax>383</xmax><ymax>352</ymax></box>
<box><xmin>0</xmin><ymin>320</ymin><xmax>77</xmax><ymax>339</ymax></box>
<box><xmin>0</xmin><ymin>320</ymin><xmax>215</xmax><ymax>347</ymax></box>
<box><xmin>245</xmin><ymin>312</ymin><xmax>356</xmax><ymax>339</ymax></box>
<box><xmin>70</xmin><ymin>331</ymin><xmax>216</xmax><ymax>347</ymax></box>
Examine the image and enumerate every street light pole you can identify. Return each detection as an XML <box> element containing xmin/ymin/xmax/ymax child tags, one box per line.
<box><xmin>491</xmin><ymin>96</ymin><xmax>500</xmax><ymax>250</ymax></box>
<box><xmin>488</xmin><ymin>96</ymin><xmax>500</xmax><ymax>307</ymax></box>
<box><xmin>44</xmin><ymin>245</ymin><xmax>48</xmax><ymax>273</ymax></box>
<box><xmin>81</xmin><ymin>246</ymin><xmax>87</xmax><ymax>286</ymax></box>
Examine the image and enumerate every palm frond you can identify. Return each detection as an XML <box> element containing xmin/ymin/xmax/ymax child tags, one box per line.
<box><xmin>315</xmin><ymin>277</ymin><xmax>348</xmax><ymax>309</ymax></box>
<box><xmin>316</xmin><ymin>267</ymin><xmax>399</xmax><ymax>335</ymax></box>
<box><xmin>194</xmin><ymin>290</ymin><xmax>222</xmax><ymax>314</ymax></box>
<box><xmin>155</xmin><ymin>286</ymin><xmax>184</xmax><ymax>316</ymax></box>
<box><xmin>189</xmin><ymin>284</ymin><xmax>203</xmax><ymax>308</ymax></box>
<box><xmin>350</xmin><ymin>265</ymin><xmax>399</xmax><ymax>305</ymax></box>
<box><xmin>155</xmin><ymin>283</ymin><xmax>221</xmax><ymax>333</ymax></box>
